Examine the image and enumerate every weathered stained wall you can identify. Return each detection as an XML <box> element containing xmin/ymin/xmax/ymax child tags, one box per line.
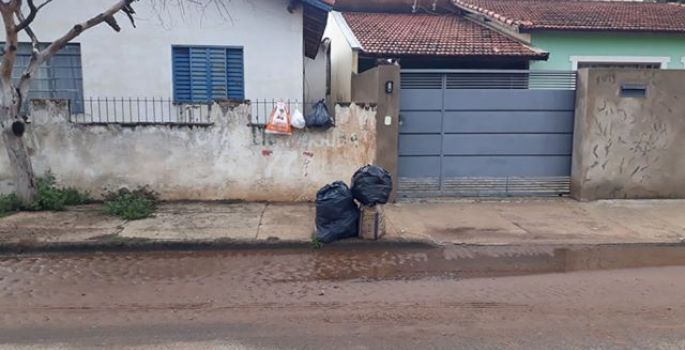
<box><xmin>571</xmin><ymin>69</ymin><xmax>685</xmax><ymax>200</ymax></box>
<box><xmin>0</xmin><ymin>101</ymin><xmax>376</xmax><ymax>201</ymax></box>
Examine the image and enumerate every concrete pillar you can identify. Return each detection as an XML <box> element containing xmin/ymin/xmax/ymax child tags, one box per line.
<box><xmin>571</xmin><ymin>68</ymin><xmax>685</xmax><ymax>200</ymax></box>
<box><xmin>352</xmin><ymin>63</ymin><xmax>401</xmax><ymax>201</ymax></box>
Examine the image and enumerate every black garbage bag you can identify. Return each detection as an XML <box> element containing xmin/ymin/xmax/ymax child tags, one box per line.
<box><xmin>315</xmin><ymin>181</ymin><xmax>359</xmax><ymax>243</ymax></box>
<box><xmin>351</xmin><ymin>165</ymin><xmax>393</xmax><ymax>206</ymax></box>
<box><xmin>305</xmin><ymin>99</ymin><xmax>333</xmax><ymax>129</ymax></box>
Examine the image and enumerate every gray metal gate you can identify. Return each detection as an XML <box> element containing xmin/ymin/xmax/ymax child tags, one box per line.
<box><xmin>398</xmin><ymin>70</ymin><xmax>577</xmax><ymax>197</ymax></box>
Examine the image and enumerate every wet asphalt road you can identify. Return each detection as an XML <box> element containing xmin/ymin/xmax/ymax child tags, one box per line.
<box><xmin>1</xmin><ymin>245</ymin><xmax>685</xmax><ymax>349</ymax></box>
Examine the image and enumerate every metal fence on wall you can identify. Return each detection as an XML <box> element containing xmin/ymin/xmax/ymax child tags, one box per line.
<box><xmin>400</xmin><ymin>69</ymin><xmax>577</xmax><ymax>90</ymax></box>
<box><xmin>250</xmin><ymin>99</ymin><xmax>320</xmax><ymax>126</ymax></box>
<box><xmin>69</xmin><ymin>97</ymin><xmax>213</xmax><ymax>125</ymax></box>
<box><xmin>68</xmin><ymin>97</ymin><xmax>326</xmax><ymax>126</ymax></box>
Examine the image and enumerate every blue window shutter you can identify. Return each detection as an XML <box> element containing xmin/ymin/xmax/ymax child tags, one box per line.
<box><xmin>173</xmin><ymin>46</ymin><xmax>244</xmax><ymax>102</ymax></box>
<box><xmin>226</xmin><ymin>48</ymin><xmax>244</xmax><ymax>100</ymax></box>
<box><xmin>189</xmin><ymin>47</ymin><xmax>211</xmax><ymax>102</ymax></box>
<box><xmin>207</xmin><ymin>47</ymin><xmax>227</xmax><ymax>100</ymax></box>
<box><xmin>172</xmin><ymin>47</ymin><xmax>191</xmax><ymax>102</ymax></box>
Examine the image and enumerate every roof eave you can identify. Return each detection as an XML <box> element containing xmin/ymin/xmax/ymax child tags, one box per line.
<box><xmin>519</xmin><ymin>26</ymin><xmax>685</xmax><ymax>34</ymax></box>
<box><xmin>301</xmin><ymin>0</ymin><xmax>333</xmax><ymax>12</ymax></box>
<box><xmin>451</xmin><ymin>1</ymin><xmax>521</xmax><ymax>29</ymax></box>
<box><xmin>302</xmin><ymin>1</ymin><xmax>334</xmax><ymax>59</ymax></box>
<box><xmin>358</xmin><ymin>51</ymin><xmax>549</xmax><ymax>60</ymax></box>
<box><xmin>333</xmin><ymin>12</ymin><xmax>364</xmax><ymax>51</ymax></box>
<box><xmin>452</xmin><ymin>2</ymin><xmax>532</xmax><ymax>45</ymax></box>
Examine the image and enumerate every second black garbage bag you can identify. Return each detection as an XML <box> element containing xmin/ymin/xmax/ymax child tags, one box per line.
<box><xmin>305</xmin><ymin>99</ymin><xmax>333</xmax><ymax>129</ymax></box>
<box><xmin>315</xmin><ymin>181</ymin><xmax>360</xmax><ymax>243</ymax></box>
<box><xmin>351</xmin><ymin>165</ymin><xmax>393</xmax><ymax>206</ymax></box>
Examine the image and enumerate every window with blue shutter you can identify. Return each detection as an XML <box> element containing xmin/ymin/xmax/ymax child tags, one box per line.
<box><xmin>172</xmin><ymin>46</ymin><xmax>244</xmax><ymax>103</ymax></box>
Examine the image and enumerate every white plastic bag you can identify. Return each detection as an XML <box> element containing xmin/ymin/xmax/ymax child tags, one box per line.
<box><xmin>291</xmin><ymin>108</ymin><xmax>306</xmax><ymax>129</ymax></box>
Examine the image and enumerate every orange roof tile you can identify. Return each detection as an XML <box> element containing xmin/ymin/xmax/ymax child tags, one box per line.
<box><xmin>343</xmin><ymin>12</ymin><xmax>547</xmax><ymax>58</ymax></box>
<box><xmin>453</xmin><ymin>0</ymin><xmax>685</xmax><ymax>33</ymax></box>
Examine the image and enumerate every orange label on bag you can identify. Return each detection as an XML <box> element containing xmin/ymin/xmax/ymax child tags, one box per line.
<box><xmin>265</xmin><ymin>102</ymin><xmax>292</xmax><ymax>135</ymax></box>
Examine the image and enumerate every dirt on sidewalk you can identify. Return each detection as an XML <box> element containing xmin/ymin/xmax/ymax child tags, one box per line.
<box><xmin>0</xmin><ymin>198</ymin><xmax>684</xmax><ymax>251</ymax></box>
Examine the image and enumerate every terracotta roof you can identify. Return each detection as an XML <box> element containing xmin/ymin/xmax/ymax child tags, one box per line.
<box><xmin>453</xmin><ymin>0</ymin><xmax>685</xmax><ymax>33</ymax></box>
<box><xmin>342</xmin><ymin>12</ymin><xmax>547</xmax><ymax>58</ymax></box>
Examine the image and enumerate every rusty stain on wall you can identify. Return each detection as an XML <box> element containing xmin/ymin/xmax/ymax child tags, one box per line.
<box><xmin>0</xmin><ymin>100</ymin><xmax>377</xmax><ymax>202</ymax></box>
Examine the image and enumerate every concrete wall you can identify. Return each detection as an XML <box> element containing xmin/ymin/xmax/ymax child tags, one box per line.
<box><xmin>24</xmin><ymin>0</ymin><xmax>304</xmax><ymax>101</ymax></box>
<box><xmin>351</xmin><ymin>68</ymin><xmax>379</xmax><ymax>103</ymax></box>
<box><xmin>324</xmin><ymin>12</ymin><xmax>357</xmax><ymax>104</ymax></box>
<box><xmin>352</xmin><ymin>64</ymin><xmax>401</xmax><ymax>201</ymax></box>
<box><xmin>0</xmin><ymin>100</ymin><xmax>377</xmax><ymax>201</ymax></box>
<box><xmin>571</xmin><ymin>69</ymin><xmax>685</xmax><ymax>200</ymax></box>
<box><xmin>531</xmin><ymin>32</ymin><xmax>685</xmax><ymax>70</ymax></box>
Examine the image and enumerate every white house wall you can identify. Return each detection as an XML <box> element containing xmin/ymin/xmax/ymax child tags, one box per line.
<box><xmin>324</xmin><ymin>12</ymin><xmax>355</xmax><ymax>103</ymax></box>
<box><xmin>304</xmin><ymin>44</ymin><xmax>328</xmax><ymax>108</ymax></box>
<box><xmin>22</xmin><ymin>0</ymin><xmax>304</xmax><ymax>101</ymax></box>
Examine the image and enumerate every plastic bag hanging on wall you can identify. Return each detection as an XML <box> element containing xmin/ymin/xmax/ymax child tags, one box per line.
<box><xmin>265</xmin><ymin>101</ymin><xmax>293</xmax><ymax>135</ymax></box>
<box><xmin>305</xmin><ymin>99</ymin><xmax>333</xmax><ymax>129</ymax></box>
<box><xmin>291</xmin><ymin>107</ymin><xmax>306</xmax><ymax>129</ymax></box>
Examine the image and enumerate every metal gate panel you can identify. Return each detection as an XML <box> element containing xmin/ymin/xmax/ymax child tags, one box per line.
<box><xmin>399</xmin><ymin>111</ymin><xmax>442</xmax><ymax>133</ymax></box>
<box><xmin>441</xmin><ymin>134</ymin><xmax>573</xmax><ymax>156</ymax></box>
<box><xmin>398</xmin><ymin>77</ymin><xmax>444</xmax><ymax>194</ymax></box>
<box><xmin>442</xmin><ymin>111</ymin><xmax>574</xmax><ymax>133</ymax></box>
<box><xmin>440</xmin><ymin>156</ymin><xmax>573</xmax><ymax>177</ymax></box>
<box><xmin>398</xmin><ymin>70</ymin><xmax>576</xmax><ymax>198</ymax></box>
<box><xmin>443</xmin><ymin>89</ymin><xmax>575</xmax><ymax>110</ymax></box>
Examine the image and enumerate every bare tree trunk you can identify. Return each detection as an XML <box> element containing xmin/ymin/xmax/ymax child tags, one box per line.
<box><xmin>0</xmin><ymin>1</ymin><xmax>37</xmax><ymax>204</ymax></box>
<box><xmin>0</xmin><ymin>0</ymin><xmax>144</xmax><ymax>204</ymax></box>
<box><xmin>2</xmin><ymin>123</ymin><xmax>36</xmax><ymax>203</ymax></box>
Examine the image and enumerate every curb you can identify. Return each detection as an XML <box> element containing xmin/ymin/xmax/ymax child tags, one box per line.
<box><xmin>0</xmin><ymin>237</ymin><xmax>440</xmax><ymax>255</ymax></box>
<box><xmin>2</xmin><ymin>238</ymin><xmax>683</xmax><ymax>256</ymax></box>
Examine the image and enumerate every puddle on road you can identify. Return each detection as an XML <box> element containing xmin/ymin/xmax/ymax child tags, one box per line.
<box><xmin>305</xmin><ymin>244</ymin><xmax>685</xmax><ymax>281</ymax></box>
<box><xmin>2</xmin><ymin>244</ymin><xmax>685</xmax><ymax>284</ymax></box>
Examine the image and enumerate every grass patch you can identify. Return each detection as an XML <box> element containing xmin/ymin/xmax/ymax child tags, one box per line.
<box><xmin>0</xmin><ymin>172</ymin><xmax>92</xmax><ymax>216</ymax></box>
<box><xmin>25</xmin><ymin>172</ymin><xmax>93</xmax><ymax>211</ymax></box>
<box><xmin>0</xmin><ymin>193</ymin><xmax>21</xmax><ymax>218</ymax></box>
<box><xmin>311</xmin><ymin>236</ymin><xmax>323</xmax><ymax>249</ymax></box>
<box><xmin>104</xmin><ymin>186</ymin><xmax>159</xmax><ymax>221</ymax></box>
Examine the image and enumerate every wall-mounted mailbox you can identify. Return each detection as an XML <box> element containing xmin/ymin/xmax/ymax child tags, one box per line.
<box><xmin>620</xmin><ymin>84</ymin><xmax>647</xmax><ymax>98</ymax></box>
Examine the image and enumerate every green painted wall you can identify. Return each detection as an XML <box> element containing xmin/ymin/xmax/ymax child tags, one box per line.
<box><xmin>530</xmin><ymin>32</ymin><xmax>685</xmax><ymax>70</ymax></box>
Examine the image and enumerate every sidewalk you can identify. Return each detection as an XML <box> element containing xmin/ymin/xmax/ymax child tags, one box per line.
<box><xmin>0</xmin><ymin>198</ymin><xmax>684</xmax><ymax>252</ymax></box>
<box><xmin>386</xmin><ymin>198</ymin><xmax>685</xmax><ymax>245</ymax></box>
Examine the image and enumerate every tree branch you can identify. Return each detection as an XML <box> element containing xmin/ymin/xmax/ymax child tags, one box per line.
<box><xmin>15</xmin><ymin>6</ymin><xmax>39</xmax><ymax>51</ymax></box>
<box><xmin>15</xmin><ymin>0</ymin><xmax>139</xmax><ymax>115</ymax></box>
<box><xmin>15</xmin><ymin>0</ymin><xmax>55</xmax><ymax>33</ymax></box>
<box><xmin>42</xmin><ymin>0</ymin><xmax>136</xmax><ymax>55</ymax></box>
<box><xmin>0</xmin><ymin>3</ymin><xmax>19</xmax><ymax>114</ymax></box>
